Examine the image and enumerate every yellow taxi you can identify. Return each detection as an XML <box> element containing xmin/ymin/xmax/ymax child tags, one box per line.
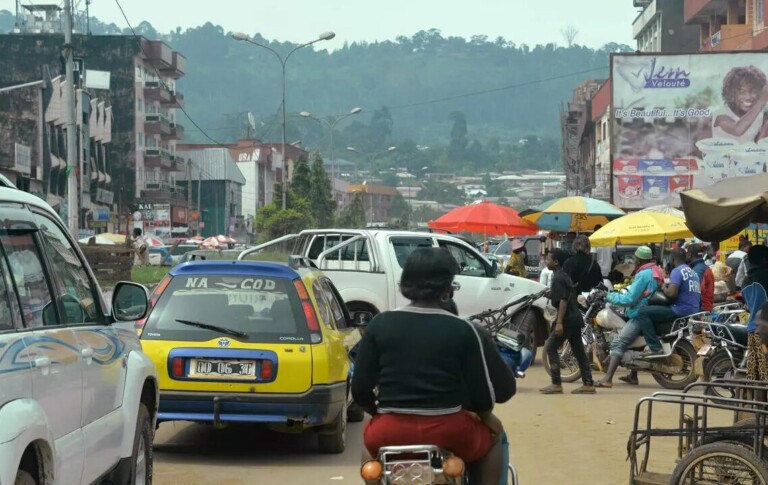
<box><xmin>138</xmin><ymin>256</ymin><xmax>365</xmax><ymax>453</ymax></box>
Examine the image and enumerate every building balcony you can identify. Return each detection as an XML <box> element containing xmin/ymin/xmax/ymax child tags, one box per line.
<box><xmin>142</xmin><ymin>40</ymin><xmax>174</xmax><ymax>69</ymax></box>
<box><xmin>144</xmin><ymin>147</ymin><xmax>173</xmax><ymax>169</ymax></box>
<box><xmin>140</xmin><ymin>188</ymin><xmax>188</xmax><ymax>203</ymax></box>
<box><xmin>144</xmin><ymin>113</ymin><xmax>172</xmax><ymax>137</ymax></box>
<box><xmin>160</xmin><ymin>90</ymin><xmax>184</xmax><ymax>109</ymax></box>
<box><xmin>702</xmin><ymin>23</ymin><xmax>752</xmax><ymax>50</ymax></box>
<box><xmin>160</xmin><ymin>52</ymin><xmax>186</xmax><ymax>79</ymax></box>
<box><xmin>143</xmin><ymin>81</ymin><xmax>173</xmax><ymax>104</ymax></box>
<box><xmin>685</xmin><ymin>0</ymin><xmax>728</xmax><ymax>24</ymax></box>
<box><xmin>161</xmin><ymin>122</ymin><xmax>184</xmax><ymax>141</ymax></box>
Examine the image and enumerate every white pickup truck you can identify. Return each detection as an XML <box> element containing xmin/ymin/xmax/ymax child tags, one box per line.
<box><xmin>246</xmin><ymin>229</ymin><xmax>551</xmax><ymax>354</ymax></box>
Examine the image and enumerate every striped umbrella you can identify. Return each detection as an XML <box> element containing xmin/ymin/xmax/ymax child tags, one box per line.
<box><xmin>521</xmin><ymin>196</ymin><xmax>625</xmax><ymax>232</ymax></box>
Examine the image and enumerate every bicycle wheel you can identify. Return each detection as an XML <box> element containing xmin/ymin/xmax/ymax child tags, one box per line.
<box><xmin>671</xmin><ymin>442</ymin><xmax>768</xmax><ymax>484</ymax></box>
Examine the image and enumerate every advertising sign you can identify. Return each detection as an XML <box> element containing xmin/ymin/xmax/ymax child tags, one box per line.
<box><xmin>612</xmin><ymin>53</ymin><xmax>768</xmax><ymax>209</ymax></box>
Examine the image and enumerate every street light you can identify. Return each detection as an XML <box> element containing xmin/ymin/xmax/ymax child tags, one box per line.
<box><xmin>300</xmin><ymin>107</ymin><xmax>363</xmax><ymax>181</ymax></box>
<box><xmin>346</xmin><ymin>146</ymin><xmax>397</xmax><ymax>181</ymax></box>
<box><xmin>232</xmin><ymin>31</ymin><xmax>335</xmax><ymax>210</ymax></box>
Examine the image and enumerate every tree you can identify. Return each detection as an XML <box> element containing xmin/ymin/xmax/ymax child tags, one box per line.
<box><xmin>291</xmin><ymin>156</ymin><xmax>312</xmax><ymax>200</ymax></box>
<box><xmin>449</xmin><ymin>111</ymin><xmax>468</xmax><ymax>160</ymax></box>
<box><xmin>390</xmin><ymin>191</ymin><xmax>411</xmax><ymax>220</ymax></box>
<box><xmin>254</xmin><ymin>204</ymin><xmax>312</xmax><ymax>242</ymax></box>
<box><xmin>309</xmin><ymin>154</ymin><xmax>336</xmax><ymax>227</ymax></box>
<box><xmin>561</xmin><ymin>25</ymin><xmax>579</xmax><ymax>47</ymax></box>
<box><xmin>339</xmin><ymin>192</ymin><xmax>366</xmax><ymax>228</ymax></box>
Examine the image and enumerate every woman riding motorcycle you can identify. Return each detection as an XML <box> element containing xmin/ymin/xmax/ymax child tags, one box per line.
<box><xmin>351</xmin><ymin>247</ymin><xmax>516</xmax><ymax>483</ymax></box>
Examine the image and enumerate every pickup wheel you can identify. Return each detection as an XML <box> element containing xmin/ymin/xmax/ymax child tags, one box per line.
<box><xmin>14</xmin><ymin>471</ymin><xmax>36</xmax><ymax>485</ymax></box>
<box><xmin>509</xmin><ymin>310</ymin><xmax>538</xmax><ymax>364</ymax></box>
<box><xmin>130</xmin><ymin>403</ymin><xmax>154</xmax><ymax>484</ymax></box>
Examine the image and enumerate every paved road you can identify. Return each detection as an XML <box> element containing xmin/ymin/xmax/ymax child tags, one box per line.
<box><xmin>153</xmin><ymin>363</ymin><xmax>703</xmax><ymax>484</ymax></box>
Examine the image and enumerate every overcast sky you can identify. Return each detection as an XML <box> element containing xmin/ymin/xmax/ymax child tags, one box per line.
<box><xmin>2</xmin><ymin>0</ymin><xmax>638</xmax><ymax>49</ymax></box>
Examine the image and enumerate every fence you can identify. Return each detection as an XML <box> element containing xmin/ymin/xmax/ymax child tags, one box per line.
<box><xmin>79</xmin><ymin>242</ymin><xmax>134</xmax><ymax>285</ymax></box>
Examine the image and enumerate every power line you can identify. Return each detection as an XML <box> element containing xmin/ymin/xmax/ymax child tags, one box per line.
<box><xmin>388</xmin><ymin>66</ymin><xmax>609</xmax><ymax>110</ymax></box>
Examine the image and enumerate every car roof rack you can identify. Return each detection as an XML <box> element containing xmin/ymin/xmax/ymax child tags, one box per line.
<box><xmin>287</xmin><ymin>255</ymin><xmax>318</xmax><ymax>270</ymax></box>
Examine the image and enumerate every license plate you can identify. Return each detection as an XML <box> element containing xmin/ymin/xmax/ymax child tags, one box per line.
<box><xmin>188</xmin><ymin>359</ymin><xmax>257</xmax><ymax>379</ymax></box>
<box><xmin>697</xmin><ymin>344</ymin><xmax>712</xmax><ymax>356</ymax></box>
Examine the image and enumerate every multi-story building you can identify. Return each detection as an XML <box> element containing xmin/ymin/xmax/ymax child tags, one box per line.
<box><xmin>685</xmin><ymin>0</ymin><xmax>768</xmax><ymax>51</ymax></box>
<box><xmin>176</xmin><ymin>144</ymin><xmax>246</xmax><ymax>238</ymax></box>
<box><xmin>0</xmin><ymin>74</ymin><xmax>116</xmax><ymax>234</ymax></box>
<box><xmin>561</xmin><ymin>79</ymin><xmax>604</xmax><ymax>196</ymax></box>
<box><xmin>590</xmin><ymin>80</ymin><xmax>612</xmax><ymax>202</ymax></box>
<box><xmin>633</xmin><ymin>0</ymin><xmax>700</xmax><ymax>52</ymax></box>
<box><xmin>0</xmin><ymin>29</ymin><xmax>188</xmax><ymax>236</ymax></box>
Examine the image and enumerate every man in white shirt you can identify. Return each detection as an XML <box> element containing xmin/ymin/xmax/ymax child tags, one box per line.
<box><xmin>728</xmin><ymin>240</ymin><xmax>752</xmax><ymax>289</ymax></box>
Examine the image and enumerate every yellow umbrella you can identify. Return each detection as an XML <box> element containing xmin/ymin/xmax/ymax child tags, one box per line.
<box><xmin>589</xmin><ymin>211</ymin><xmax>692</xmax><ymax>247</ymax></box>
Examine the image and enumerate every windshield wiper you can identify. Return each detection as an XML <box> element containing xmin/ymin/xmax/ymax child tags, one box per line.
<box><xmin>175</xmin><ymin>319</ymin><xmax>248</xmax><ymax>339</ymax></box>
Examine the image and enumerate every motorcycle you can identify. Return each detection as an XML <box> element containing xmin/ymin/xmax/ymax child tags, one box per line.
<box><xmin>544</xmin><ymin>284</ymin><xmax>700</xmax><ymax>390</ymax></box>
<box><xmin>693</xmin><ymin>303</ymin><xmax>749</xmax><ymax>400</ymax></box>
<box><xmin>468</xmin><ymin>288</ymin><xmax>549</xmax><ymax>378</ymax></box>
<box><xmin>361</xmin><ymin>443</ymin><xmax>519</xmax><ymax>484</ymax></box>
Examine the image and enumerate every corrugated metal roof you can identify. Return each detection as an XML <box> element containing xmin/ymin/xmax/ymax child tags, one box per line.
<box><xmin>176</xmin><ymin>148</ymin><xmax>246</xmax><ymax>185</ymax></box>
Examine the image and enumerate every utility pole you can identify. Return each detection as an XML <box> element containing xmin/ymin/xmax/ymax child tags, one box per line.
<box><xmin>197</xmin><ymin>164</ymin><xmax>202</xmax><ymax>236</ymax></box>
<box><xmin>64</xmin><ymin>0</ymin><xmax>79</xmax><ymax>235</ymax></box>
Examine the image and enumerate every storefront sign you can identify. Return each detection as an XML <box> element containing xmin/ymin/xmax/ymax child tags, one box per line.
<box><xmin>172</xmin><ymin>206</ymin><xmax>188</xmax><ymax>224</ymax></box>
<box><xmin>92</xmin><ymin>208</ymin><xmax>110</xmax><ymax>222</ymax></box>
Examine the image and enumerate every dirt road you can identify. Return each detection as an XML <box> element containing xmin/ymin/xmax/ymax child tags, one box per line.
<box><xmin>153</xmin><ymin>365</ymin><xmax>689</xmax><ymax>484</ymax></box>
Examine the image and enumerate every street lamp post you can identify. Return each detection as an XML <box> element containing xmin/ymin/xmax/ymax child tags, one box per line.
<box><xmin>232</xmin><ymin>31</ymin><xmax>335</xmax><ymax>210</ymax></box>
<box><xmin>300</xmin><ymin>107</ymin><xmax>362</xmax><ymax>181</ymax></box>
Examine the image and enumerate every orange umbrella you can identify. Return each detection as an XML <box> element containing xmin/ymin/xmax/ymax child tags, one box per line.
<box><xmin>428</xmin><ymin>201</ymin><xmax>538</xmax><ymax>236</ymax></box>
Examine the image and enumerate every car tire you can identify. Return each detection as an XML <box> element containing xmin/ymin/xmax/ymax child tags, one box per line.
<box><xmin>14</xmin><ymin>470</ymin><xmax>36</xmax><ymax>485</ymax></box>
<box><xmin>318</xmin><ymin>402</ymin><xmax>347</xmax><ymax>454</ymax></box>
<box><xmin>129</xmin><ymin>403</ymin><xmax>154</xmax><ymax>484</ymax></box>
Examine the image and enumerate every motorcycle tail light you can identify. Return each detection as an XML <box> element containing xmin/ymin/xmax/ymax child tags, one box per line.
<box><xmin>361</xmin><ymin>460</ymin><xmax>383</xmax><ymax>480</ymax></box>
<box><xmin>442</xmin><ymin>455</ymin><xmax>465</xmax><ymax>478</ymax></box>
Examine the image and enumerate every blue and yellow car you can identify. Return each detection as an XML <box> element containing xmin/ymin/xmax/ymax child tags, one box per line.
<box><xmin>138</xmin><ymin>257</ymin><xmax>365</xmax><ymax>453</ymax></box>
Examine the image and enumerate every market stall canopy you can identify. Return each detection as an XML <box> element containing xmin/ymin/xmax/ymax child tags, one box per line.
<box><xmin>589</xmin><ymin>211</ymin><xmax>692</xmax><ymax>247</ymax></box>
<box><xmin>94</xmin><ymin>232</ymin><xmax>130</xmax><ymax>244</ymax></box>
<box><xmin>520</xmin><ymin>196</ymin><xmax>625</xmax><ymax>232</ymax></box>
<box><xmin>143</xmin><ymin>236</ymin><xmax>165</xmax><ymax>248</ymax></box>
<box><xmin>427</xmin><ymin>201</ymin><xmax>538</xmax><ymax>236</ymax></box>
<box><xmin>680</xmin><ymin>173</ymin><xmax>768</xmax><ymax>242</ymax></box>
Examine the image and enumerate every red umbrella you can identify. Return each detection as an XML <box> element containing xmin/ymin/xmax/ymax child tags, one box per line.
<box><xmin>428</xmin><ymin>201</ymin><xmax>538</xmax><ymax>236</ymax></box>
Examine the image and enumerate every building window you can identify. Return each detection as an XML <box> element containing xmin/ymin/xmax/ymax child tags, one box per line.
<box><xmin>757</xmin><ymin>0</ymin><xmax>765</xmax><ymax>27</ymax></box>
<box><xmin>135</xmin><ymin>65</ymin><xmax>142</xmax><ymax>80</ymax></box>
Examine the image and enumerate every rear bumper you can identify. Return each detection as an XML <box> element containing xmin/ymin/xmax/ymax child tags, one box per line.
<box><xmin>157</xmin><ymin>382</ymin><xmax>346</xmax><ymax>426</ymax></box>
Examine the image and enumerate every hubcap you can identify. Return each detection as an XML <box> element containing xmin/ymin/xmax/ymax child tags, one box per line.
<box><xmin>135</xmin><ymin>432</ymin><xmax>147</xmax><ymax>485</ymax></box>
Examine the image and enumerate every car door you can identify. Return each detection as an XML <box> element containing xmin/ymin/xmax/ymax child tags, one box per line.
<box><xmin>438</xmin><ymin>239</ymin><xmax>501</xmax><ymax>317</ymax></box>
<box><xmin>31</xmin><ymin>212</ymin><xmax>124</xmax><ymax>484</ymax></box>
<box><xmin>0</xmin><ymin>220</ymin><xmax>85</xmax><ymax>485</ymax></box>
<box><xmin>311</xmin><ymin>278</ymin><xmax>347</xmax><ymax>384</ymax></box>
<box><xmin>320</xmin><ymin>278</ymin><xmax>360</xmax><ymax>355</ymax></box>
<box><xmin>0</xmin><ymin>233</ymin><xmax>34</xmax><ymax>450</ymax></box>
<box><xmin>387</xmin><ymin>236</ymin><xmax>436</xmax><ymax>309</ymax></box>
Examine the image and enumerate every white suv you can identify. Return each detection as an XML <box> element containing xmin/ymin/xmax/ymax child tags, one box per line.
<box><xmin>0</xmin><ymin>180</ymin><xmax>158</xmax><ymax>485</ymax></box>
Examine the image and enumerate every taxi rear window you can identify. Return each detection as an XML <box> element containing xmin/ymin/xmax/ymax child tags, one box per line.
<box><xmin>141</xmin><ymin>274</ymin><xmax>309</xmax><ymax>343</ymax></box>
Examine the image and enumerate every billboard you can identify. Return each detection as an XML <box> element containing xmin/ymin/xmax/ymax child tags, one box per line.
<box><xmin>611</xmin><ymin>52</ymin><xmax>768</xmax><ymax>209</ymax></box>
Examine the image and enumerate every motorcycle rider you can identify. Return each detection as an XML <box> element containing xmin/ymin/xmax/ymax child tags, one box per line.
<box><xmin>687</xmin><ymin>243</ymin><xmax>715</xmax><ymax>312</ymax></box>
<box><xmin>595</xmin><ymin>246</ymin><xmax>663</xmax><ymax>388</ymax></box>
<box><xmin>352</xmin><ymin>247</ymin><xmax>516</xmax><ymax>484</ymax></box>
<box><xmin>636</xmin><ymin>248</ymin><xmax>701</xmax><ymax>358</ymax></box>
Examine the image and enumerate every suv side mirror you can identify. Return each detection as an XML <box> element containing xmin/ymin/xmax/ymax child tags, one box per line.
<box><xmin>112</xmin><ymin>282</ymin><xmax>149</xmax><ymax>322</ymax></box>
<box><xmin>491</xmin><ymin>259</ymin><xmax>501</xmax><ymax>277</ymax></box>
<box><xmin>351</xmin><ymin>311</ymin><xmax>374</xmax><ymax>327</ymax></box>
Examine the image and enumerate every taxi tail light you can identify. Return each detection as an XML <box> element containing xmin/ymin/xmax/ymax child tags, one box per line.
<box><xmin>171</xmin><ymin>357</ymin><xmax>184</xmax><ymax>378</ymax></box>
<box><xmin>294</xmin><ymin>279</ymin><xmax>322</xmax><ymax>343</ymax></box>
<box><xmin>136</xmin><ymin>274</ymin><xmax>172</xmax><ymax>334</ymax></box>
<box><xmin>260</xmin><ymin>359</ymin><xmax>273</xmax><ymax>380</ymax></box>
<box><xmin>360</xmin><ymin>460</ymin><xmax>383</xmax><ymax>481</ymax></box>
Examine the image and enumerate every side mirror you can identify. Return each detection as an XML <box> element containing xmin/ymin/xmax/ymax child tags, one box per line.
<box><xmin>491</xmin><ymin>259</ymin><xmax>501</xmax><ymax>277</ymax></box>
<box><xmin>112</xmin><ymin>282</ymin><xmax>149</xmax><ymax>322</ymax></box>
<box><xmin>350</xmin><ymin>311</ymin><xmax>374</xmax><ymax>327</ymax></box>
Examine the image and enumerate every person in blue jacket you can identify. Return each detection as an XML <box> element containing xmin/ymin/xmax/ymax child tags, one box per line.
<box><xmin>595</xmin><ymin>246</ymin><xmax>663</xmax><ymax>388</ymax></box>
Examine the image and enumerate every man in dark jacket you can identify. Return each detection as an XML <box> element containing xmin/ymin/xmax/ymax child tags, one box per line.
<box><xmin>563</xmin><ymin>235</ymin><xmax>603</xmax><ymax>293</ymax></box>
